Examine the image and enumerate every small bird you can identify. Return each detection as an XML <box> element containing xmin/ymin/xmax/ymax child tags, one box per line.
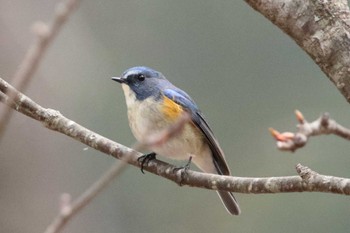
<box><xmin>112</xmin><ymin>66</ymin><xmax>241</xmax><ymax>215</ymax></box>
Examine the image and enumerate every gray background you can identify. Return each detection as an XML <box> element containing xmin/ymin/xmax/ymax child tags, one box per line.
<box><xmin>1</xmin><ymin>1</ymin><xmax>350</xmax><ymax>232</ymax></box>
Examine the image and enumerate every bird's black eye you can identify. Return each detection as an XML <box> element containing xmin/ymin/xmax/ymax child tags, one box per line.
<box><xmin>137</xmin><ymin>74</ymin><xmax>145</xmax><ymax>81</ymax></box>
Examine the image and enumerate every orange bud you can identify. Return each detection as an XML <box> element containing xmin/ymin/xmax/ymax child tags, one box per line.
<box><xmin>281</xmin><ymin>132</ymin><xmax>295</xmax><ymax>140</ymax></box>
<box><xmin>295</xmin><ymin>110</ymin><xmax>305</xmax><ymax>123</ymax></box>
<box><xmin>269</xmin><ymin>128</ymin><xmax>280</xmax><ymax>138</ymax></box>
<box><xmin>269</xmin><ymin>128</ymin><xmax>295</xmax><ymax>141</ymax></box>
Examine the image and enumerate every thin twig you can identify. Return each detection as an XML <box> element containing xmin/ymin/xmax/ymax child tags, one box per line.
<box><xmin>270</xmin><ymin>110</ymin><xmax>350</xmax><ymax>152</ymax></box>
<box><xmin>143</xmin><ymin>111</ymin><xmax>191</xmax><ymax>148</ymax></box>
<box><xmin>0</xmin><ymin>0</ymin><xmax>79</xmax><ymax>140</ymax></box>
<box><xmin>43</xmin><ymin>111</ymin><xmax>191</xmax><ymax>233</ymax></box>
<box><xmin>44</xmin><ymin>160</ymin><xmax>128</xmax><ymax>233</ymax></box>
<box><xmin>1</xmin><ymin>78</ymin><xmax>350</xmax><ymax>195</ymax></box>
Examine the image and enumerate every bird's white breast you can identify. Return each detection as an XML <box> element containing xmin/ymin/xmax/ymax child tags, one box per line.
<box><xmin>121</xmin><ymin>84</ymin><xmax>211</xmax><ymax>162</ymax></box>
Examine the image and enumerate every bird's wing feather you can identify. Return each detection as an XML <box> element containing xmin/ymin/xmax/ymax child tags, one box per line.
<box><xmin>163</xmin><ymin>89</ymin><xmax>230</xmax><ymax>175</ymax></box>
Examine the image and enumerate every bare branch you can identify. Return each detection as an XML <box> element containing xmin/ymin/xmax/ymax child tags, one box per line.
<box><xmin>0</xmin><ymin>0</ymin><xmax>79</xmax><ymax>140</ymax></box>
<box><xmin>270</xmin><ymin>110</ymin><xmax>350</xmax><ymax>151</ymax></box>
<box><xmin>1</xmin><ymin>78</ymin><xmax>350</xmax><ymax>196</ymax></box>
<box><xmin>244</xmin><ymin>0</ymin><xmax>350</xmax><ymax>103</ymax></box>
<box><xmin>142</xmin><ymin>112</ymin><xmax>191</xmax><ymax>148</ymax></box>
<box><xmin>43</xmin><ymin>105</ymin><xmax>192</xmax><ymax>233</ymax></box>
<box><xmin>44</xmin><ymin>160</ymin><xmax>128</xmax><ymax>233</ymax></box>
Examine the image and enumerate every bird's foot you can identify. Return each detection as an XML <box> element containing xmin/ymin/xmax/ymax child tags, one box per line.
<box><xmin>137</xmin><ymin>152</ymin><xmax>156</xmax><ymax>174</ymax></box>
<box><xmin>173</xmin><ymin>156</ymin><xmax>192</xmax><ymax>186</ymax></box>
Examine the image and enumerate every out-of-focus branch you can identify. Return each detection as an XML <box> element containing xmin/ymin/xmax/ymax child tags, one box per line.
<box><xmin>270</xmin><ymin>110</ymin><xmax>350</xmax><ymax>151</ymax></box>
<box><xmin>244</xmin><ymin>0</ymin><xmax>350</xmax><ymax>103</ymax></box>
<box><xmin>44</xmin><ymin>161</ymin><xmax>128</xmax><ymax>233</ymax></box>
<box><xmin>0</xmin><ymin>0</ymin><xmax>79</xmax><ymax>140</ymax></box>
<box><xmin>1</xmin><ymin>77</ymin><xmax>350</xmax><ymax>196</ymax></box>
<box><xmin>43</xmin><ymin>109</ymin><xmax>191</xmax><ymax>233</ymax></box>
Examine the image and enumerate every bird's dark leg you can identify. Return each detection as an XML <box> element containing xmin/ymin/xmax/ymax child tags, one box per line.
<box><xmin>174</xmin><ymin>156</ymin><xmax>192</xmax><ymax>185</ymax></box>
<box><xmin>137</xmin><ymin>152</ymin><xmax>156</xmax><ymax>174</ymax></box>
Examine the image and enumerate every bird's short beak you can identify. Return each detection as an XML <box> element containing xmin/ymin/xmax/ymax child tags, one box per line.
<box><xmin>111</xmin><ymin>77</ymin><xmax>125</xmax><ymax>84</ymax></box>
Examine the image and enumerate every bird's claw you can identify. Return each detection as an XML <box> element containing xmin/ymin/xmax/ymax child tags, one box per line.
<box><xmin>173</xmin><ymin>156</ymin><xmax>192</xmax><ymax>185</ymax></box>
<box><xmin>137</xmin><ymin>152</ymin><xmax>156</xmax><ymax>174</ymax></box>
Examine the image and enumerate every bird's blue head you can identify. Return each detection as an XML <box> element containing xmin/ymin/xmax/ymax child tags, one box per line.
<box><xmin>112</xmin><ymin>66</ymin><xmax>169</xmax><ymax>101</ymax></box>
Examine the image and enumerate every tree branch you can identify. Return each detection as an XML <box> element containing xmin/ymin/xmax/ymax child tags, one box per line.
<box><xmin>0</xmin><ymin>0</ymin><xmax>79</xmax><ymax>140</ymax></box>
<box><xmin>270</xmin><ymin>110</ymin><xmax>350</xmax><ymax>151</ymax></box>
<box><xmin>44</xmin><ymin>160</ymin><xmax>128</xmax><ymax>233</ymax></box>
<box><xmin>43</xmin><ymin>102</ymin><xmax>191</xmax><ymax>233</ymax></box>
<box><xmin>1</xmin><ymin>77</ymin><xmax>350</xmax><ymax>195</ymax></box>
<box><xmin>244</xmin><ymin>0</ymin><xmax>350</xmax><ymax>103</ymax></box>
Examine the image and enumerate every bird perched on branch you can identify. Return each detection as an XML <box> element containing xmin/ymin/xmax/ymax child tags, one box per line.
<box><xmin>112</xmin><ymin>66</ymin><xmax>241</xmax><ymax>215</ymax></box>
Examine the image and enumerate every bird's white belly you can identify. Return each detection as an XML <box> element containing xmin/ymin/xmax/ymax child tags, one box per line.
<box><xmin>122</xmin><ymin>84</ymin><xmax>208</xmax><ymax>161</ymax></box>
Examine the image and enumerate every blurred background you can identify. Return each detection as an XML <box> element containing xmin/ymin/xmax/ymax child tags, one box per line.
<box><xmin>1</xmin><ymin>1</ymin><xmax>350</xmax><ymax>232</ymax></box>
